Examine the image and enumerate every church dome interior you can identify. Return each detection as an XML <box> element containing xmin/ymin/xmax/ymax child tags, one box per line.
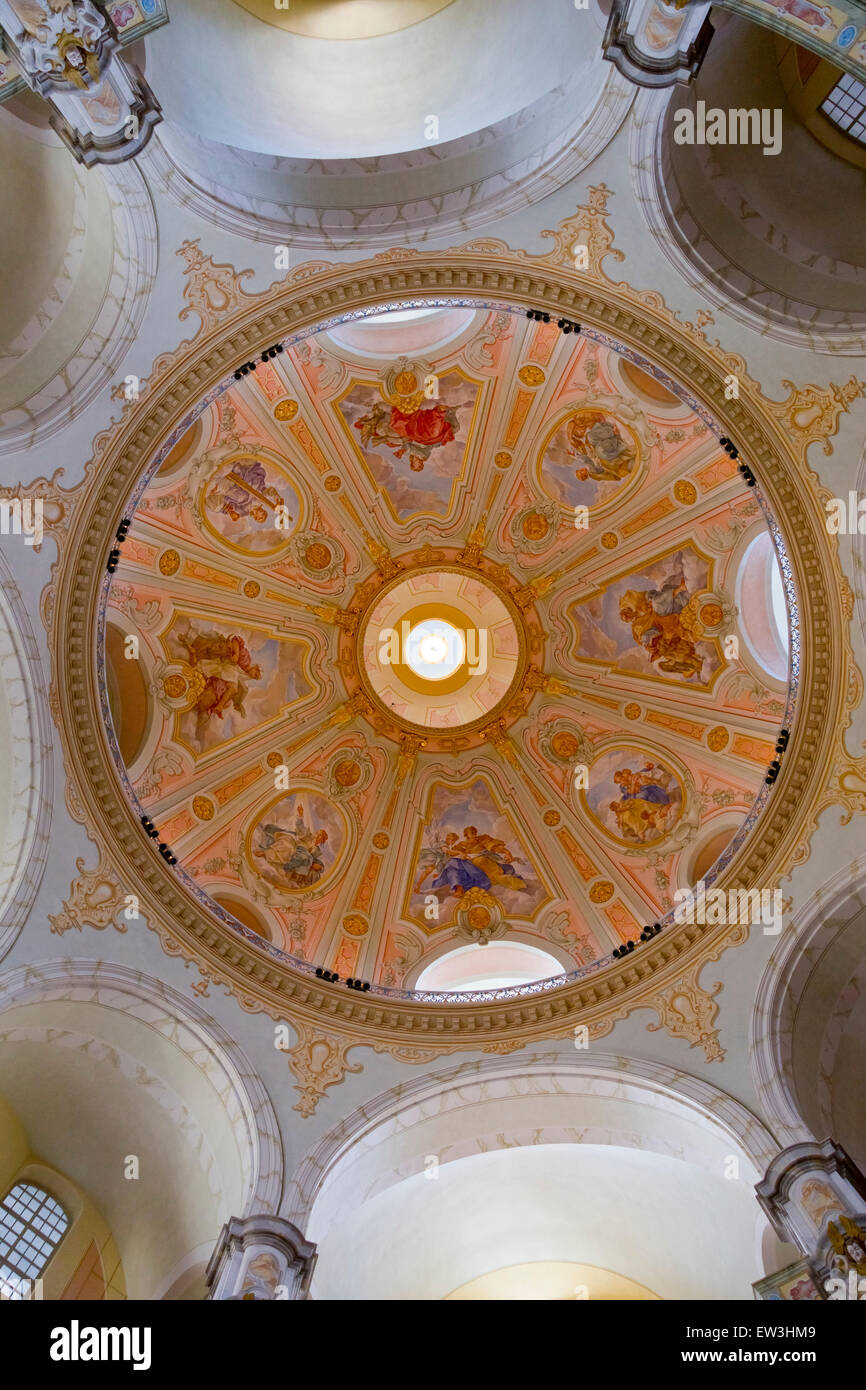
<box><xmin>0</xmin><ymin>0</ymin><xmax>865</xmax><ymax>1341</ymax></box>
<box><xmin>101</xmin><ymin>301</ymin><xmax>795</xmax><ymax>997</ymax></box>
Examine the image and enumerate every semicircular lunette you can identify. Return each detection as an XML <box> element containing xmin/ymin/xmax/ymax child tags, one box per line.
<box><xmin>98</xmin><ymin>299</ymin><xmax>796</xmax><ymax>998</ymax></box>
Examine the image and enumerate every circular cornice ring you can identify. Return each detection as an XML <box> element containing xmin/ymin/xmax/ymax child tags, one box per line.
<box><xmin>49</xmin><ymin>242</ymin><xmax>850</xmax><ymax>1050</ymax></box>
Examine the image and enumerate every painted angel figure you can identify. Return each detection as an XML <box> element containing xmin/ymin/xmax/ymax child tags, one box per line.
<box><xmin>618</xmin><ymin>554</ymin><xmax>705</xmax><ymax>680</ymax></box>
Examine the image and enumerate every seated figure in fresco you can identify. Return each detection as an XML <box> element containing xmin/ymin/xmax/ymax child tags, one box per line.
<box><xmin>450</xmin><ymin>826</ymin><xmax>528</xmax><ymax>892</ymax></box>
<box><xmin>413</xmin><ymin>826</ymin><xmax>527</xmax><ymax>902</ymax></box>
<box><xmin>413</xmin><ymin>832</ymin><xmax>490</xmax><ymax>900</ymax></box>
<box><xmin>618</xmin><ymin>557</ymin><xmax>705</xmax><ymax>680</ymax></box>
<box><xmin>207</xmin><ymin>459</ymin><xmax>283</xmax><ymax>525</ymax></box>
<box><xmin>354</xmin><ymin>398</ymin><xmax>460</xmax><ymax>472</ymax></box>
<box><xmin>568</xmin><ymin>410</ymin><xmax>636</xmax><ymax>484</ymax></box>
<box><xmin>254</xmin><ymin>805</ymin><xmax>329</xmax><ymax>890</ymax></box>
<box><xmin>608</xmin><ymin>763</ymin><xmax>675</xmax><ymax>841</ymax></box>
<box><xmin>181</xmin><ymin>630</ymin><xmax>263</xmax><ymax>729</ymax></box>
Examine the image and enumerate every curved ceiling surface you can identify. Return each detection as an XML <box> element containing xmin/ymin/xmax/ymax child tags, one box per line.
<box><xmin>150</xmin><ymin>0</ymin><xmax>590</xmax><ymax>159</ymax></box>
<box><xmin>99</xmin><ymin>302</ymin><xmax>796</xmax><ymax>998</ymax></box>
<box><xmin>233</xmin><ymin>0</ymin><xmax>459</xmax><ymax>40</ymax></box>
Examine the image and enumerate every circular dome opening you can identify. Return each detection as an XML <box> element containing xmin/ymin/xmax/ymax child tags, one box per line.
<box><xmin>405</xmin><ymin>619</ymin><xmax>465</xmax><ymax>680</ymax></box>
<box><xmin>358</xmin><ymin>566</ymin><xmax>523</xmax><ymax>730</ymax></box>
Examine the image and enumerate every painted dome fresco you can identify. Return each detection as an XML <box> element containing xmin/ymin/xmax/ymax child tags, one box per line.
<box><xmin>100</xmin><ymin>302</ymin><xmax>794</xmax><ymax>997</ymax></box>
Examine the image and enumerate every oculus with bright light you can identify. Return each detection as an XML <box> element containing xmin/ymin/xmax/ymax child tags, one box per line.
<box><xmin>404</xmin><ymin>619</ymin><xmax>466</xmax><ymax>681</ymax></box>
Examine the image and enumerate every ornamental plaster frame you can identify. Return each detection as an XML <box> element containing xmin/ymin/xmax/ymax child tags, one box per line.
<box><xmin>39</xmin><ymin>189</ymin><xmax>866</xmax><ymax>1061</ymax></box>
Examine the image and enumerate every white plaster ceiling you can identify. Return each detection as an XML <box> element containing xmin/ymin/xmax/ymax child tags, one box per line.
<box><xmin>310</xmin><ymin>1143</ymin><xmax>771</xmax><ymax>1299</ymax></box>
<box><xmin>0</xmin><ymin>997</ymin><xmax>252</xmax><ymax>1298</ymax></box>
<box><xmin>148</xmin><ymin>0</ymin><xmax>595</xmax><ymax>159</ymax></box>
<box><xmin>445</xmin><ymin>1259</ymin><xmax>659</xmax><ymax>1298</ymax></box>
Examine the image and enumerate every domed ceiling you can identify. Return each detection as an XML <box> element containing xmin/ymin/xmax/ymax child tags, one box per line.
<box><xmin>152</xmin><ymin>0</ymin><xmax>589</xmax><ymax>159</ymax></box>
<box><xmin>99</xmin><ymin>303</ymin><xmax>794</xmax><ymax>997</ymax></box>
<box><xmin>145</xmin><ymin>0</ymin><xmax>624</xmax><ymax>251</ymax></box>
<box><xmin>234</xmin><ymin>0</ymin><xmax>458</xmax><ymax>40</ymax></box>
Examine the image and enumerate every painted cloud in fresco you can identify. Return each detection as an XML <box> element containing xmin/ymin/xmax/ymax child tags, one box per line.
<box><xmin>165</xmin><ymin>617</ymin><xmax>310</xmax><ymax>754</ymax></box>
<box><xmin>409</xmin><ymin>778</ymin><xmax>547</xmax><ymax>927</ymax></box>
<box><xmin>571</xmin><ymin>546</ymin><xmax>721</xmax><ymax>685</ymax></box>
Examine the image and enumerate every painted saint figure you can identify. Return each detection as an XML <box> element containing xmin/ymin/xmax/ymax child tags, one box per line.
<box><xmin>414</xmin><ymin>825</ymin><xmax>527</xmax><ymax>902</ymax></box>
<box><xmin>253</xmin><ymin>804</ymin><xmax>330</xmax><ymax>890</ymax></box>
<box><xmin>207</xmin><ymin>459</ymin><xmax>285</xmax><ymax>526</ymax></box>
<box><xmin>181</xmin><ymin>630</ymin><xmax>263</xmax><ymax>731</ymax></box>
<box><xmin>567</xmin><ymin>410</ymin><xmax>636</xmax><ymax>484</ymax></box>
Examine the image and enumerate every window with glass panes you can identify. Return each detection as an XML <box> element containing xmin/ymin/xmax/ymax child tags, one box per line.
<box><xmin>0</xmin><ymin>1183</ymin><xmax>69</xmax><ymax>1298</ymax></box>
<box><xmin>820</xmin><ymin>71</ymin><xmax>866</xmax><ymax>144</ymax></box>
